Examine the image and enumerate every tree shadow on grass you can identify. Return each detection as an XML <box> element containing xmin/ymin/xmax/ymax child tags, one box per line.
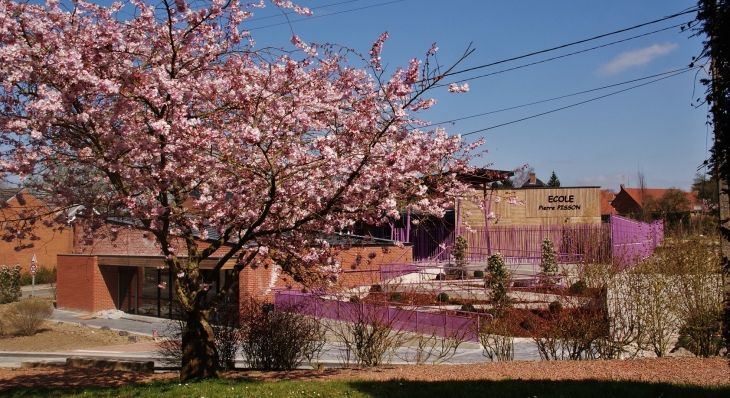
<box><xmin>344</xmin><ymin>379</ymin><xmax>730</xmax><ymax>398</ymax></box>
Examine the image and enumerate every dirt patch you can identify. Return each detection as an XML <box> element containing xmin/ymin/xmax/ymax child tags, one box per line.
<box><xmin>0</xmin><ymin>358</ymin><xmax>728</xmax><ymax>390</ymax></box>
<box><xmin>0</xmin><ymin>320</ymin><xmax>151</xmax><ymax>352</ymax></box>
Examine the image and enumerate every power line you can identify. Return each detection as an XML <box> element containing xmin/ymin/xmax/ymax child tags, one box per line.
<box><xmin>247</xmin><ymin>0</ymin><xmax>405</xmax><ymax>31</ymax></box>
<box><xmin>442</xmin><ymin>8</ymin><xmax>697</xmax><ymax>79</ymax></box>
<box><xmin>459</xmin><ymin>68</ymin><xmax>694</xmax><ymax>137</ymax></box>
<box><xmin>246</xmin><ymin>0</ymin><xmax>360</xmax><ymax>22</ymax></box>
<box><xmin>431</xmin><ymin>67</ymin><xmax>697</xmax><ymax>127</ymax></box>
<box><xmin>435</xmin><ymin>21</ymin><xmax>693</xmax><ymax>88</ymax></box>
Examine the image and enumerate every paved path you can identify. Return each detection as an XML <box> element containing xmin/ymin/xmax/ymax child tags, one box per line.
<box><xmin>0</xmin><ymin>309</ymin><xmax>545</xmax><ymax>369</ymax></box>
<box><xmin>20</xmin><ymin>283</ymin><xmax>54</xmax><ymax>299</ymax></box>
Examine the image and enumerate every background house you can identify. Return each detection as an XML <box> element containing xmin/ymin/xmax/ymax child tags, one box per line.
<box><xmin>610</xmin><ymin>185</ymin><xmax>697</xmax><ymax>217</ymax></box>
<box><xmin>0</xmin><ymin>188</ymin><xmax>73</xmax><ymax>273</ymax></box>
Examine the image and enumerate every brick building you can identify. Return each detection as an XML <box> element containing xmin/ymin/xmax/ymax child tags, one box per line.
<box><xmin>0</xmin><ymin>188</ymin><xmax>73</xmax><ymax>273</ymax></box>
<box><xmin>610</xmin><ymin>185</ymin><xmax>698</xmax><ymax>216</ymax></box>
<box><xmin>56</xmin><ymin>220</ymin><xmax>411</xmax><ymax>315</ymax></box>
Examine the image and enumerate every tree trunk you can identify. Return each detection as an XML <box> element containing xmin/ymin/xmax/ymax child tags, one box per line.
<box><xmin>180</xmin><ymin>309</ymin><xmax>220</xmax><ymax>380</ymax></box>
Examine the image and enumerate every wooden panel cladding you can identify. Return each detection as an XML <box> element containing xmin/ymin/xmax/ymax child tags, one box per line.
<box><xmin>459</xmin><ymin>187</ymin><xmax>601</xmax><ymax>227</ymax></box>
<box><xmin>525</xmin><ymin>188</ymin><xmax>600</xmax><ymax>218</ymax></box>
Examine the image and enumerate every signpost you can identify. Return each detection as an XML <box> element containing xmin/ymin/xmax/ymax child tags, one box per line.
<box><xmin>30</xmin><ymin>254</ymin><xmax>37</xmax><ymax>297</ymax></box>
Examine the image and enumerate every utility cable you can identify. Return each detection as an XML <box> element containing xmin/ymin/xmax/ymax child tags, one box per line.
<box><xmin>246</xmin><ymin>0</ymin><xmax>360</xmax><ymax>22</ymax></box>
<box><xmin>431</xmin><ymin>67</ymin><xmax>697</xmax><ymax>127</ymax></box>
<box><xmin>435</xmin><ymin>22</ymin><xmax>693</xmax><ymax>88</ymax></box>
<box><xmin>442</xmin><ymin>8</ymin><xmax>697</xmax><ymax>79</ymax></box>
<box><xmin>460</xmin><ymin>68</ymin><xmax>694</xmax><ymax>137</ymax></box>
<box><xmin>247</xmin><ymin>0</ymin><xmax>405</xmax><ymax>31</ymax></box>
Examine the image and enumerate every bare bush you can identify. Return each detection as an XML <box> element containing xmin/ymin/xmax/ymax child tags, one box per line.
<box><xmin>324</xmin><ymin>299</ymin><xmax>409</xmax><ymax>367</ymax></box>
<box><xmin>7</xmin><ymin>298</ymin><xmax>53</xmax><ymax>336</ymax></box>
<box><xmin>479</xmin><ymin>315</ymin><xmax>514</xmax><ymax>362</ymax></box>
<box><xmin>211</xmin><ymin>302</ymin><xmax>243</xmax><ymax>370</ymax></box>
<box><xmin>239</xmin><ymin>297</ymin><xmax>325</xmax><ymax>370</ymax></box>
<box><xmin>398</xmin><ymin>313</ymin><xmax>471</xmax><ymax>365</ymax></box>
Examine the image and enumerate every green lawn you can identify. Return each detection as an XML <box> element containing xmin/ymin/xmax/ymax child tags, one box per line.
<box><xmin>5</xmin><ymin>378</ymin><xmax>730</xmax><ymax>398</ymax></box>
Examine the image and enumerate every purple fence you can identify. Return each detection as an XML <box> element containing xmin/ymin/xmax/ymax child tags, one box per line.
<box><xmin>275</xmin><ymin>290</ymin><xmax>482</xmax><ymax>342</ymax></box>
<box><xmin>610</xmin><ymin>214</ymin><xmax>663</xmax><ymax>265</ymax></box>
<box><xmin>410</xmin><ymin>218</ymin><xmax>662</xmax><ymax>266</ymax></box>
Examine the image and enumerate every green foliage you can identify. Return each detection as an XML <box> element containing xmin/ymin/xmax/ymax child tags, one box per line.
<box><xmin>541</xmin><ymin>238</ymin><xmax>558</xmax><ymax>275</ymax></box>
<box><xmin>369</xmin><ymin>284</ymin><xmax>382</xmax><ymax>293</ymax></box>
<box><xmin>460</xmin><ymin>303</ymin><xmax>476</xmax><ymax>312</ymax></box>
<box><xmin>7</xmin><ymin>298</ymin><xmax>54</xmax><ymax>336</ymax></box>
<box><xmin>19</xmin><ymin>266</ymin><xmax>57</xmax><ymax>286</ymax></box>
<box><xmin>0</xmin><ymin>265</ymin><xmax>21</xmax><ymax>304</ymax></box>
<box><xmin>389</xmin><ymin>292</ymin><xmax>402</xmax><ymax>302</ymax></box>
<box><xmin>675</xmin><ymin>311</ymin><xmax>723</xmax><ymax>358</ymax></box>
<box><xmin>437</xmin><ymin>292</ymin><xmax>449</xmax><ymax>303</ymax></box>
<box><xmin>473</xmin><ymin>270</ymin><xmax>484</xmax><ymax>278</ymax></box>
<box><xmin>452</xmin><ymin>236</ymin><xmax>469</xmax><ymax>268</ymax></box>
<box><xmin>547</xmin><ymin>171</ymin><xmax>561</xmax><ymax>187</ymax></box>
<box><xmin>569</xmin><ymin>280</ymin><xmax>587</xmax><ymax>295</ymax></box>
<box><xmin>486</xmin><ymin>253</ymin><xmax>512</xmax><ymax>311</ymax></box>
<box><xmin>691</xmin><ymin>173</ymin><xmax>719</xmax><ymax>207</ymax></box>
<box><xmin>548</xmin><ymin>300</ymin><xmax>563</xmax><ymax>315</ymax></box>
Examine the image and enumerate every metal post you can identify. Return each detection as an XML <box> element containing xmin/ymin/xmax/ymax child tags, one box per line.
<box><xmin>157</xmin><ymin>268</ymin><xmax>161</xmax><ymax>317</ymax></box>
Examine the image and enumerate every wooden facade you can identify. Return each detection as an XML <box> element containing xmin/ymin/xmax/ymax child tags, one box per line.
<box><xmin>458</xmin><ymin>187</ymin><xmax>601</xmax><ymax>228</ymax></box>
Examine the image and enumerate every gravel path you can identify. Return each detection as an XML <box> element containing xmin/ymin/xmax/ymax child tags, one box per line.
<box><xmin>1</xmin><ymin>358</ymin><xmax>728</xmax><ymax>391</ymax></box>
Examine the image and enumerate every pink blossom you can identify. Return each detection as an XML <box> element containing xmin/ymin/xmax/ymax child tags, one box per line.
<box><xmin>369</xmin><ymin>31</ymin><xmax>389</xmax><ymax>71</ymax></box>
<box><xmin>448</xmin><ymin>83</ymin><xmax>469</xmax><ymax>93</ymax></box>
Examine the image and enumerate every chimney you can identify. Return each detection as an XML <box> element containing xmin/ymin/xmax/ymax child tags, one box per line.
<box><xmin>620</xmin><ymin>184</ymin><xmax>625</xmax><ymax>190</ymax></box>
<box><xmin>529</xmin><ymin>172</ymin><xmax>536</xmax><ymax>184</ymax></box>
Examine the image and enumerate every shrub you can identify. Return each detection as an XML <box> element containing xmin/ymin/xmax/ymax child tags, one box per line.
<box><xmin>452</xmin><ymin>236</ymin><xmax>468</xmax><ymax>268</ymax></box>
<box><xmin>240</xmin><ymin>298</ymin><xmax>326</xmax><ymax>370</ymax></box>
<box><xmin>674</xmin><ymin>309</ymin><xmax>723</xmax><ymax>357</ymax></box>
<box><xmin>548</xmin><ymin>300</ymin><xmax>563</xmax><ymax>315</ymax></box>
<box><xmin>541</xmin><ymin>238</ymin><xmax>558</xmax><ymax>275</ymax></box>
<box><xmin>210</xmin><ymin>303</ymin><xmax>244</xmax><ymax>370</ymax></box>
<box><xmin>486</xmin><ymin>253</ymin><xmax>512</xmax><ymax>311</ymax></box>
<box><xmin>389</xmin><ymin>292</ymin><xmax>402</xmax><ymax>302</ymax></box>
<box><xmin>19</xmin><ymin>266</ymin><xmax>56</xmax><ymax>286</ymax></box>
<box><xmin>569</xmin><ymin>280</ymin><xmax>587</xmax><ymax>295</ymax></box>
<box><xmin>0</xmin><ymin>265</ymin><xmax>21</xmax><ymax>304</ymax></box>
<box><xmin>460</xmin><ymin>303</ymin><xmax>476</xmax><ymax>312</ymax></box>
<box><xmin>437</xmin><ymin>292</ymin><xmax>449</xmax><ymax>303</ymax></box>
<box><xmin>435</xmin><ymin>273</ymin><xmax>446</xmax><ymax>281</ymax></box>
<box><xmin>349</xmin><ymin>296</ymin><xmax>360</xmax><ymax>303</ymax></box>
<box><xmin>8</xmin><ymin>298</ymin><xmax>54</xmax><ymax>336</ymax></box>
<box><xmin>369</xmin><ymin>284</ymin><xmax>382</xmax><ymax>293</ymax></box>
<box><xmin>473</xmin><ymin>270</ymin><xmax>484</xmax><ymax>278</ymax></box>
<box><xmin>512</xmin><ymin>280</ymin><xmax>529</xmax><ymax>288</ymax></box>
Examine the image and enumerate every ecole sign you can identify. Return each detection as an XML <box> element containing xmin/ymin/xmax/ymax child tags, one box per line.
<box><xmin>538</xmin><ymin>195</ymin><xmax>581</xmax><ymax>211</ymax></box>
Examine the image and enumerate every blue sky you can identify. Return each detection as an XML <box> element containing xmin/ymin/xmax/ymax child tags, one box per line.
<box><xmin>37</xmin><ymin>0</ymin><xmax>709</xmax><ymax>191</ymax></box>
<box><xmin>242</xmin><ymin>0</ymin><xmax>709</xmax><ymax>191</ymax></box>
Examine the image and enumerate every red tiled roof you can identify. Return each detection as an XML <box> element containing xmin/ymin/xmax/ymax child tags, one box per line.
<box><xmin>619</xmin><ymin>188</ymin><xmax>697</xmax><ymax>211</ymax></box>
<box><xmin>600</xmin><ymin>190</ymin><xmax>617</xmax><ymax>215</ymax></box>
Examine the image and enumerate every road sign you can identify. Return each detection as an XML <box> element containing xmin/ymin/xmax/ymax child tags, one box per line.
<box><xmin>30</xmin><ymin>254</ymin><xmax>37</xmax><ymax>275</ymax></box>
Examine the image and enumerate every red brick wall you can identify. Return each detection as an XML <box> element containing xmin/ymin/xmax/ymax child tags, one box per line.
<box><xmin>268</xmin><ymin>244</ymin><xmax>413</xmax><ymax>299</ymax></box>
<box><xmin>57</xmin><ymin>255</ymin><xmax>122</xmax><ymax>313</ymax></box>
<box><xmin>74</xmin><ymin>223</ymin><xmax>234</xmax><ymax>258</ymax></box>
<box><xmin>0</xmin><ymin>192</ymin><xmax>73</xmax><ymax>273</ymax></box>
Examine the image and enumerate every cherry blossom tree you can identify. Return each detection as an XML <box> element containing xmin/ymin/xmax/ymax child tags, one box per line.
<box><xmin>0</xmin><ymin>0</ymin><xmax>481</xmax><ymax>378</ymax></box>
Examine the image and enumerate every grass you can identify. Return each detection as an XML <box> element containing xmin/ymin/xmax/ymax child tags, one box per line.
<box><xmin>5</xmin><ymin>377</ymin><xmax>730</xmax><ymax>398</ymax></box>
